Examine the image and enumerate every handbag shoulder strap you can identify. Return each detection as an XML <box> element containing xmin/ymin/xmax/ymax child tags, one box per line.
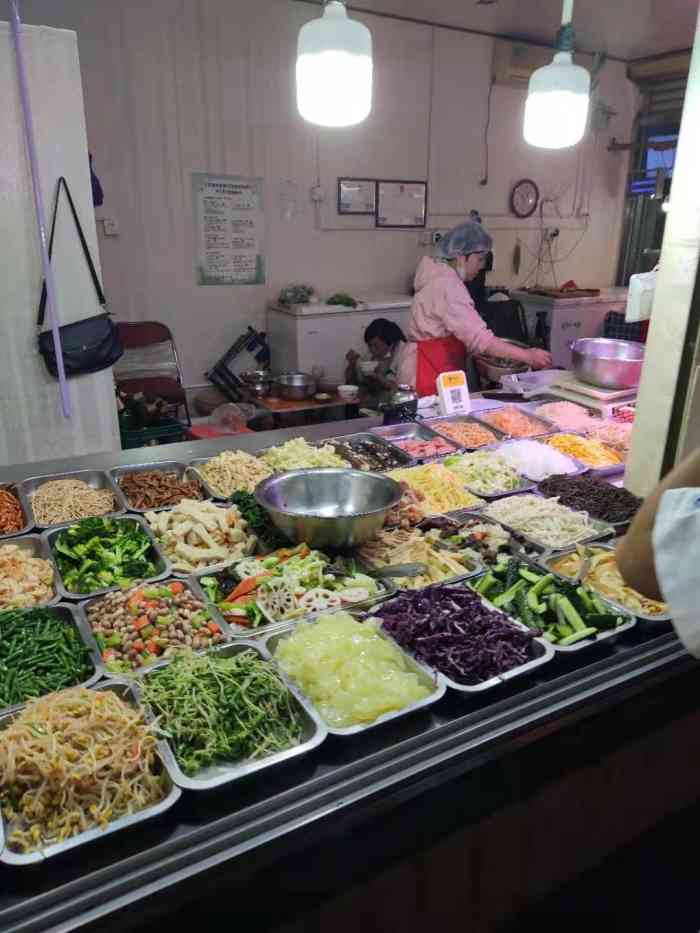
<box><xmin>37</xmin><ymin>176</ymin><xmax>106</xmax><ymax>328</ymax></box>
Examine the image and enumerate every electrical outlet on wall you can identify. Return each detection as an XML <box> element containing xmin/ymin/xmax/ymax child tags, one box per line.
<box><xmin>102</xmin><ymin>217</ymin><xmax>119</xmax><ymax>236</ymax></box>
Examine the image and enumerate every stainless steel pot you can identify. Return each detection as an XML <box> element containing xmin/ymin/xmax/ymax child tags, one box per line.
<box><xmin>274</xmin><ymin>372</ymin><xmax>317</xmax><ymax>401</ymax></box>
<box><xmin>240</xmin><ymin>370</ymin><xmax>272</xmax><ymax>398</ymax></box>
<box><xmin>570</xmin><ymin>338</ymin><xmax>644</xmax><ymax>390</ymax></box>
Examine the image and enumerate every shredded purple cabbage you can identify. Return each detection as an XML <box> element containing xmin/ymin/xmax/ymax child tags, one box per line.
<box><xmin>375</xmin><ymin>585</ymin><xmax>537</xmax><ymax>686</ymax></box>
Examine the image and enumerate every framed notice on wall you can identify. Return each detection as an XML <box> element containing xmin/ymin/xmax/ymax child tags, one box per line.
<box><xmin>376</xmin><ymin>180</ymin><xmax>427</xmax><ymax>228</ymax></box>
<box><xmin>192</xmin><ymin>173</ymin><xmax>265</xmax><ymax>285</ymax></box>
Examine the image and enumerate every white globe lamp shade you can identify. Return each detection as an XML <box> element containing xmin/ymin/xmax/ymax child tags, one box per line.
<box><xmin>296</xmin><ymin>1</ymin><xmax>373</xmax><ymax>128</ymax></box>
<box><xmin>523</xmin><ymin>51</ymin><xmax>590</xmax><ymax>149</ymax></box>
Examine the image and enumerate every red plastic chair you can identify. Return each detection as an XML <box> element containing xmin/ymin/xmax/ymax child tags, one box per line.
<box><xmin>114</xmin><ymin>321</ymin><xmax>191</xmax><ymax>424</ymax></box>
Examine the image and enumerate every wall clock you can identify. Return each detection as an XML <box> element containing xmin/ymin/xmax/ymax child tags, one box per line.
<box><xmin>510</xmin><ymin>178</ymin><xmax>539</xmax><ymax>219</ymax></box>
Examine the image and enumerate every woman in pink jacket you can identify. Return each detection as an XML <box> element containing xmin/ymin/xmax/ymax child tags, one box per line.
<box><xmin>396</xmin><ymin>221</ymin><xmax>552</xmax><ymax>396</ymax></box>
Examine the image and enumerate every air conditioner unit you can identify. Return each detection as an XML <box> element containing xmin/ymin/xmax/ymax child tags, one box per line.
<box><xmin>492</xmin><ymin>39</ymin><xmax>593</xmax><ymax>88</ymax></box>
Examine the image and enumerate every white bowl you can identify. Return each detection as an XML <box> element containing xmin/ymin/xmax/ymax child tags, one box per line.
<box><xmin>358</xmin><ymin>360</ymin><xmax>378</xmax><ymax>376</ymax></box>
<box><xmin>338</xmin><ymin>384</ymin><xmax>359</xmax><ymax>400</ymax></box>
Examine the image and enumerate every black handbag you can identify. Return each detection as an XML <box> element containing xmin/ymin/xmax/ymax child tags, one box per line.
<box><xmin>37</xmin><ymin>176</ymin><xmax>123</xmax><ymax>378</ymax></box>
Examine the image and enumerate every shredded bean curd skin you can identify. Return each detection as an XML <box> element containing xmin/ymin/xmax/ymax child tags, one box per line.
<box><xmin>32</xmin><ymin>479</ymin><xmax>116</xmax><ymax>526</ymax></box>
<box><xmin>0</xmin><ymin>687</ymin><xmax>167</xmax><ymax>854</ymax></box>
<box><xmin>357</xmin><ymin>528</ymin><xmax>473</xmax><ymax>589</ymax></box>
<box><xmin>198</xmin><ymin>450</ymin><xmax>273</xmax><ymax>497</ymax></box>
<box><xmin>274</xmin><ymin>613</ymin><xmax>432</xmax><ymax>728</ymax></box>
<box><xmin>550</xmin><ymin>548</ymin><xmax>668</xmax><ymax>617</ymax></box>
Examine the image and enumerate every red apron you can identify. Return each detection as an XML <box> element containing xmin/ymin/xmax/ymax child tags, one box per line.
<box><xmin>415</xmin><ymin>335</ymin><xmax>466</xmax><ymax>398</ymax></box>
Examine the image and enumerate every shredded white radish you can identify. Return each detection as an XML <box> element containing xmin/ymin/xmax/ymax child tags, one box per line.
<box><xmin>484</xmin><ymin>494</ymin><xmax>599</xmax><ymax>549</ymax></box>
<box><xmin>494</xmin><ymin>440</ymin><xmax>579</xmax><ymax>482</ymax></box>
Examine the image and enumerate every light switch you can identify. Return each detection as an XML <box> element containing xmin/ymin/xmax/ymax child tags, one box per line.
<box><xmin>102</xmin><ymin>217</ymin><xmax>119</xmax><ymax>236</ymax></box>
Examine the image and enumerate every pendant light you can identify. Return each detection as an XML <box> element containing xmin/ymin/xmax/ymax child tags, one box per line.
<box><xmin>523</xmin><ymin>0</ymin><xmax>590</xmax><ymax>149</ymax></box>
<box><xmin>296</xmin><ymin>1</ymin><xmax>373</xmax><ymax>128</ymax></box>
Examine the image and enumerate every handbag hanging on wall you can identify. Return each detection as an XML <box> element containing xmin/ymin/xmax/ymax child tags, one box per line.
<box><xmin>37</xmin><ymin>176</ymin><xmax>123</xmax><ymax>378</ymax></box>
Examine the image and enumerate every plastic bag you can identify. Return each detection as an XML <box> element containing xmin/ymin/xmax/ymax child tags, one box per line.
<box><xmin>626</xmin><ymin>270</ymin><xmax>657</xmax><ymax>323</ymax></box>
<box><xmin>209</xmin><ymin>403</ymin><xmax>248</xmax><ymax>433</ymax></box>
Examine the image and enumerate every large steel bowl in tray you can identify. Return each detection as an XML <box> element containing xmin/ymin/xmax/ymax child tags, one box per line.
<box><xmin>571</xmin><ymin>338</ymin><xmax>644</xmax><ymax>390</ymax></box>
<box><xmin>255</xmin><ymin>469</ymin><xmax>402</xmax><ymax>550</ymax></box>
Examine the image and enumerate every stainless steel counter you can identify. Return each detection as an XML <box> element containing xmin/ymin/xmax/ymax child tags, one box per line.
<box><xmin>0</xmin><ymin>416</ymin><xmax>384</xmax><ymax>484</ymax></box>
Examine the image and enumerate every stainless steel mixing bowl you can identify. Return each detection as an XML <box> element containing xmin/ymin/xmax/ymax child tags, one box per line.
<box><xmin>571</xmin><ymin>338</ymin><xmax>645</xmax><ymax>390</ymax></box>
<box><xmin>255</xmin><ymin>469</ymin><xmax>402</xmax><ymax>549</ymax></box>
<box><xmin>274</xmin><ymin>372</ymin><xmax>317</xmax><ymax>401</ymax></box>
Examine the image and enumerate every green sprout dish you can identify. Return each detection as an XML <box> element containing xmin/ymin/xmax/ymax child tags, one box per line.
<box><xmin>141</xmin><ymin>649</ymin><xmax>305</xmax><ymax>776</ymax></box>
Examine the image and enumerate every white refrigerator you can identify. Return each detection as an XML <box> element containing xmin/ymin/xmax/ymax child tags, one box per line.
<box><xmin>0</xmin><ymin>22</ymin><xmax>119</xmax><ymax>468</ymax></box>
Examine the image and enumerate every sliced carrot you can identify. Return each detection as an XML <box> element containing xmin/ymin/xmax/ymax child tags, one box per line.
<box><xmin>207</xmin><ymin>622</ymin><xmax>221</xmax><ymax>635</ymax></box>
<box><xmin>133</xmin><ymin>615</ymin><xmax>150</xmax><ymax>632</ymax></box>
<box><xmin>228</xmin><ymin>573</ymin><xmax>272</xmax><ymax>602</ymax></box>
<box><xmin>133</xmin><ymin>639</ymin><xmax>145</xmax><ymax>652</ymax></box>
<box><xmin>223</xmin><ymin>594</ymin><xmax>255</xmax><ymax>608</ymax></box>
<box><xmin>145</xmin><ymin>639</ymin><xmax>162</xmax><ymax>655</ymax></box>
<box><xmin>102</xmin><ymin>649</ymin><xmax>117</xmax><ymax>661</ymax></box>
<box><xmin>169</xmin><ymin>581</ymin><xmax>184</xmax><ymax>595</ymax></box>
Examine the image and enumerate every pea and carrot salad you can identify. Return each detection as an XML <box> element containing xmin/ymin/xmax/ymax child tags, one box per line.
<box><xmin>86</xmin><ymin>580</ymin><xmax>226</xmax><ymax>672</ymax></box>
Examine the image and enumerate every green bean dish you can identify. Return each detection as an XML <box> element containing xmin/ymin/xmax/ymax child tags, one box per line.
<box><xmin>0</xmin><ymin>608</ymin><xmax>94</xmax><ymax>709</ymax></box>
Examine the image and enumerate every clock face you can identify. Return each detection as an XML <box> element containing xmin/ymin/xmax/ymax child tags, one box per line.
<box><xmin>510</xmin><ymin>179</ymin><xmax>539</xmax><ymax>218</ymax></box>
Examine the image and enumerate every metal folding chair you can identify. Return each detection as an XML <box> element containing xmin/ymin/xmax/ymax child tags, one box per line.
<box><xmin>114</xmin><ymin>321</ymin><xmax>191</xmax><ymax>425</ymax></box>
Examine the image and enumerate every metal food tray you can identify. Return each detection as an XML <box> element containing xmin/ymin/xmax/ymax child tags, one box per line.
<box><xmin>0</xmin><ymin>533</ymin><xmax>60</xmax><ymax>608</ymax></box>
<box><xmin>428</xmin><ymin>508</ymin><xmax>543</xmax><ymax>560</ymax></box>
<box><xmin>0</xmin><ymin>483</ymin><xmax>32</xmax><ymax>541</ymax></box>
<box><xmin>439</xmin><ymin>448</ymin><xmax>537</xmax><ymax>501</ymax></box>
<box><xmin>44</xmin><ymin>515</ymin><xmax>171</xmax><ymax>601</ymax></box>
<box><xmin>188</xmin><ymin>453</ymin><xmax>271</xmax><ymax>501</ymax></box>
<box><xmin>538</xmin><ymin>544</ymin><xmax>672</xmax><ymax>624</ymax></box>
<box><xmin>470</xmin><ymin>557</ymin><xmax>637</xmax><ymax>654</ymax></box>
<box><xmin>470</xmin><ymin>408</ymin><xmax>556</xmax><ymax>440</ymax></box>
<box><xmin>132</xmin><ymin>640</ymin><xmax>327</xmax><ymax>791</ymax></box>
<box><xmin>265</xmin><ymin>622</ymin><xmax>446</xmax><ymax>737</ymax></box>
<box><xmin>480</xmin><ymin>499</ymin><xmax>615</xmax><ymax>554</ymax></box>
<box><xmin>110</xmin><ymin>461</ymin><xmax>209</xmax><ymax>514</ymax></box>
<box><xmin>369</xmin><ymin>421</ymin><xmax>460</xmax><ymax>457</ymax></box>
<box><xmin>21</xmin><ymin>469</ymin><xmax>125</xmax><ymax>530</ymax></box>
<box><xmin>194</xmin><ymin>559</ymin><xmax>398</xmax><ymax>638</ymax></box>
<box><xmin>0</xmin><ymin>603</ymin><xmax>104</xmax><ymax>719</ymax></box>
<box><xmin>420</xmin><ymin>414</ymin><xmax>507</xmax><ymax>450</ymax></box>
<box><xmin>489</xmin><ymin>438</ymin><xmax>588</xmax><ymax>481</ymax></box>
<box><xmin>368</xmin><ymin>586</ymin><xmax>555</xmax><ymax>694</ymax></box>
<box><xmin>537</xmin><ymin>433</ymin><xmax>625</xmax><ymax>478</ymax></box>
<box><xmin>0</xmin><ymin>680</ymin><xmax>181</xmax><ymax>865</ymax></box>
<box><xmin>143</xmin><ymin>501</ymin><xmax>255</xmax><ymax>579</ymax></box>
<box><xmin>81</xmin><ymin>575</ymin><xmax>234</xmax><ymax>676</ymax></box>
<box><xmin>325</xmin><ymin>432</ymin><xmax>413</xmax><ymax>470</ymax></box>
<box><xmin>534</xmin><ymin>476</ymin><xmax>638</xmax><ymax>532</ymax></box>
<box><xmin>370</xmin><ymin>422</ymin><xmax>460</xmax><ymax>463</ymax></box>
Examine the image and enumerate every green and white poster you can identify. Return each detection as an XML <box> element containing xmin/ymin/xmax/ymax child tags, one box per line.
<box><xmin>192</xmin><ymin>174</ymin><xmax>265</xmax><ymax>285</ymax></box>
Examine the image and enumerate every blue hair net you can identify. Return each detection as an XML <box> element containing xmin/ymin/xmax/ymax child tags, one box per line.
<box><xmin>438</xmin><ymin>221</ymin><xmax>493</xmax><ymax>260</ymax></box>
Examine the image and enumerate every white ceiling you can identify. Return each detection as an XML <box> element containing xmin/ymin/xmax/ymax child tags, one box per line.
<box><xmin>356</xmin><ymin>0</ymin><xmax>699</xmax><ymax>60</ymax></box>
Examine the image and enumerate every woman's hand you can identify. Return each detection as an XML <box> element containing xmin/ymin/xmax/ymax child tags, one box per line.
<box><xmin>527</xmin><ymin>348</ymin><xmax>553</xmax><ymax>370</ymax></box>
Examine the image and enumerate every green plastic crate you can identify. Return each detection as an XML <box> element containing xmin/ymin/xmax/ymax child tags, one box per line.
<box><xmin>120</xmin><ymin>418</ymin><xmax>186</xmax><ymax>450</ymax></box>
